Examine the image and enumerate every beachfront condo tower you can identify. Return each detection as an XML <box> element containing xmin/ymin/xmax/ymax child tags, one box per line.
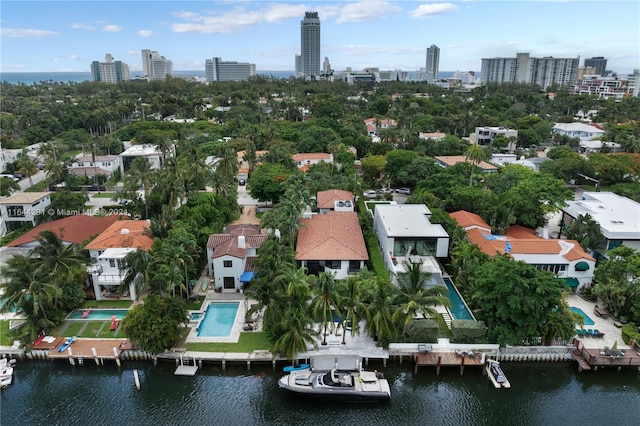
<box><xmin>300</xmin><ymin>12</ymin><xmax>321</xmax><ymax>79</ymax></box>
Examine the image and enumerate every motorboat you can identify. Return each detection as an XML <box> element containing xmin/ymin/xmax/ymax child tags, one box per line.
<box><xmin>0</xmin><ymin>359</ymin><xmax>15</xmax><ymax>390</ymax></box>
<box><xmin>283</xmin><ymin>363</ymin><xmax>310</xmax><ymax>373</ymax></box>
<box><xmin>278</xmin><ymin>355</ymin><xmax>391</xmax><ymax>401</ymax></box>
<box><xmin>486</xmin><ymin>360</ymin><xmax>511</xmax><ymax>389</ymax></box>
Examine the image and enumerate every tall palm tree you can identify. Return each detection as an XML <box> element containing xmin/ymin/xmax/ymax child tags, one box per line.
<box><xmin>125</xmin><ymin>157</ymin><xmax>154</xmax><ymax>219</ymax></box>
<box><xmin>310</xmin><ymin>272</ymin><xmax>340</xmax><ymax>346</ymax></box>
<box><xmin>31</xmin><ymin>230</ymin><xmax>88</xmax><ymax>286</ymax></box>
<box><xmin>17</xmin><ymin>150</ymin><xmax>39</xmax><ymax>187</ymax></box>
<box><xmin>217</xmin><ymin>145</ymin><xmax>239</xmax><ymax>183</ymax></box>
<box><xmin>336</xmin><ymin>276</ymin><xmax>367</xmax><ymax>344</ymax></box>
<box><xmin>272</xmin><ymin>306</ymin><xmax>318</xmax><ymax>364</ymax></box>
<box><xmin>392</xmin><ymin>261</ymin><xmax>451</xmax><ymax>334</ymax></box>
<box><xmin>363</xmin><ymin>279</ymin><xmax>397</xmax><ymax>348</ymax></box>
<box><xmin>120</xmin><ymin>249</ymin><xmax>155</xmax><ymax>301</ymax></box>
<box><xmin>565</xmin><ymin>213</ymin><xmax>605</xmax><ymax>253</ymax></box>
<box><xmin>464</xmin><ymin>143</ymin><xmax>487</xmax><ymax>186</ymax></box>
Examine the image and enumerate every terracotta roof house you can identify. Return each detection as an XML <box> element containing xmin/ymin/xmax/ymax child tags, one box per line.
<box><xmin>295</xmin><ymin>211</ymin><xmax>368</xmax><ymax>280</ymax></box>
<box><xmin>292</xmin><ymin>153</ymin><xmax>333</xmax><ymax>170</ymax></box>
<box><xmin>435</xmin><ymin>156</ymin><xmax>499</xmax><ymax>173</ymax></box>
<box><xmin>0</xmin><ymin>192</ymin><xmax>52</xmax><ymax>237</ymax></box>
<box><xmin>316</xmin><ymin>189</ymin><xmax>354</xmax><ymax>214</ymax></box>
<box><xmin>373</xmin><ymin>204</ymin><xmax>449</xmax><ymax>285</ymax></box>
<box><xmin>206</xmin><ymin>224</ymin><xmax>267</xmax><ymax>291</ymax></box>
<box><xmin>560</xmin><ymin>192</ymin><xmax>640</xmax><ymax>260</ymax></box>
<box><xmin>84</xmin><ymin>220</ymin><xmax>154</xmax><ymax>300</ymax></box>
<box><xmin>419</xmin><ymin>132</ymin><xmax>446</xmax><ymax>141</ymax></box>
<box><xmin>451</xmin><ymin>210</ymin><xmax>596</xmax><ymax>292</ymax></box>
<box><xmin>6</xmin><ymin>214</ymin><xmax>125</xmax><ymax>249</ymax></box>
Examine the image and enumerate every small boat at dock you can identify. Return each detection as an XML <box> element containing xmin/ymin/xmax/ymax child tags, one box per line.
<box><xmin>486</xmin><ymin>359</ymin><xmax>510</xmax><ymax>389</ymax></box>
<box><xmin>58</xmin><ymin>336</ymin><xmax>76</xmax><ymax>352</ymax></box>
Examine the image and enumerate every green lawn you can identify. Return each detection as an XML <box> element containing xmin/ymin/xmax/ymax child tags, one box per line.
<box><xmin>61</xmin><ymin>321</ymin><xmax>85</xmax><ymax>336</ymax></box>
<box><xmin>187</xmin><ymin>298</ymin><xmax>205</xmax><ymax>311</ymax></box>
<box><xmin>60</xmin><ymin>149</ymin><xmax>82</xmax><ymax>160</ymax></box>
<box><xmin>97</xmin><ymin>322</ymin><xmax>126</xmax><ymax>338</ymax></box>
<box><xmin>25</xmin><ymin>181</ymin><xmax>48</xmax><ymax>192</ymax></box>
<box><xmin>0</xmin><ymin>321</ymin><xmax>12</xmax><ymax>346</ymax></box>
<box><xmin>91</xmin><ymin>192</ymin><xmax>117</xmax><ymax>198</ymax></box>
<box><xmin>81</xmin><ymin>300</ymin><xmax>133</xmax><ymax>309</ymax></box>
<box><xmin>185</xmin><ymin>332</ymin><xmax>271</xmax><ymax>353</ymax></box>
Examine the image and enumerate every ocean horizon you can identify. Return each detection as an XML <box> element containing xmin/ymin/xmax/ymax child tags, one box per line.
<box><xmin>1</xmin><ymin>70</ymin><xmax>469</xmax><ymax>85</ymax></box>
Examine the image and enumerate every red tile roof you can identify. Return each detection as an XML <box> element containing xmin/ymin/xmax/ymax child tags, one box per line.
<box><xmin>317</xmin><ymin>190</ymin><xmax>354</xmax><ymax>209</ymax></box>
<box><xmin>449</xmin><ymin>210</ymin><xmax>490</xmax><ymax>230</ymax></box>
<box><xmin>207</xmin><ymin>224</ymin><xmax>267</xmax><ymax>259</ymax></box>
<box><xmin>7</xmin><ymin>215</ymin><xmax>126</xmax><ymax>247</ymax></box>
<box><xmin>295</xmin><ymin>212</ymin><xmax>368</xmax><ymax>261</ymax></box>
<box><xmin>435</xmin><ymin>155</ymin><xmax>498</xmax><ymax>171</ymax></box>
<box><xmin>84</xmin><ymin>220</ymin><xmax>153</xmax><ymax>251</ymax></box>
<box><xmin>292</xmin><ymin>153</ymin><xmax>332</xmax><ymax>162</ymax></box>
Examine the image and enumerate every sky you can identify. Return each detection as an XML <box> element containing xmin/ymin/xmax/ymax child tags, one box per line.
<box><xmin>1</xmin><ymin>0</ymin><xmax>639</xmax><ymax>75</ymax></box>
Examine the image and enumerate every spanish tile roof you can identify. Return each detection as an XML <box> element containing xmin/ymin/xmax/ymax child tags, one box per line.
<box><xmin>207</xmin><ymin>224</ymin><xmax>267</xmax><ymax>259</ymax></box>
<box><xmin>0</xmin><ymin>192</ymin><xmax>50</xmax><ymax>204</ymax></box>
<box><xmin>84</xmin><ymin>220</ymin><xmax>153</xmax><ymax>251</ymax></box>
<box><xmin>317</xmin><ymin>189</ymin><xmax>355</xmax><ymax>209</ymax></box>
<box><xmin>292</xmin><ymin>153</ymin><xmax>332</xmax><ymax>162</ymax></box>
<box><xmin>7</xmin><ymin>215</ymin><xmax>126</xmax><ymax>247</ymax></box>
<box><xmin>449</xmin><ymin>210</ymin><xmax>490</xmax><ymax>230</ymax></box>
<box><xmin>435</xmin><ymin>156</ymin><xmax>498</xmax><ymax>171</ymax></box>
<box><xmin>295</xmin><ymin>212</ymin><xmax>368</xmax><ymax>261</ymax></box>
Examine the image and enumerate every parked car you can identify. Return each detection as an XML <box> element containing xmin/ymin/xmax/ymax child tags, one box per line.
<box><xmin>363</xmin><ymin>190</ymin><xmax>378</xmax><ymax>199</ymax></box>
<box><xmin>238</xmin><ymin>178</ymin><xmax>246</xmax><ymax>186</ymax></box>
<box><xmin>89</xmin><ymin>183</ymin><xmax>106</xmax><ymax>191</ymax></box>
<box><xmin>380</xmin><ymin>187</ymin><xmax>394</xmax><ymax>194</ymax></box>
<box><xmin>396</xmin><ymin>187</ymin><xmax>411</xmax><ymax>195</ymax></box>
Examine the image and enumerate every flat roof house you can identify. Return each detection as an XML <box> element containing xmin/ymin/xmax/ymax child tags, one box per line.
<box><xmin>560</xmin><ymin>192</ymin><xmax>640</xmax><ymax>259</ymax></box>
<box><xmin>84</xmin><ymin>220</ymin><xmax>153</xmax><ymax>300</ymax></box>
<box><xmin>119</xmin><ymin>144</ymin><xmax>164</xmax><ymax>173</ymax></box>
<box><xmin>373</xmin><ymin>204</ymin><xmax>449</xmax><ymax>285</ymax></box>
<box><xmin>295</xmin><ymin>211</ymin><xmax>368</xmax><ymax>280</ymax></box>
<box><xmin>0</xmin><ymin>192</ymin><xmax>51</xmax><ymax>237</ymax></box>
<box><xmin>451</xmin><ymin>210</ymin><xmax>596</xmax><ymax>292</ymax></box>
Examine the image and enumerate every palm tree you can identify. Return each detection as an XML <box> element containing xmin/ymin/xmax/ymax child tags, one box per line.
<box><xmin>363</xmin><ymin>279</ymin><xmax>397</xmax><ymax>348</ymax></box>
<box><xmin>272</xmin><ymin>306</ymin><xmax>318</xmax><ymax>364</ymax></box>
<box><xmin>17</xmin><ymin>150</ymin><xmax>39</xmax><ymax>187</ymax></box>
<box><xmin>120</xmin><ymin>250</ymin><xmax>155</xmax><ymax>301</ymax></box>
<box><xmin>565</xmin><ymin>213</ymin><xmax>605</xmax><ymax>253</ymax></box>
<box><xmin>336</xmin><ymin>276</ymin><xmax>367</xmax><ymax>344</ymax></box>
<box><xmin>310</xmin><ymin>272</ymin><xmax>340</xmax><ymax>346</ymax></box>
<box><xmin>217</xmin><ymin>145</ymin><xmax>239</xmax><ymax>183</ymax></box>
<box><xmin>464</xmin><ymin>143</ymin><xmax>487</xmax><ymax>186</ymax></box>
<box><xmin>31</xmin><ymin>230</ymin><xmax>88</xmax><ymax>287</ymax></box>
<box><xmin>392</xmin><ymin>261</ymin><xmax>451</xmax><ymax>334</ymax></box>
<box><xmin>125</xmin><ymin>157</ymin><xmax>154</xmax><ymax>219</ymax></box>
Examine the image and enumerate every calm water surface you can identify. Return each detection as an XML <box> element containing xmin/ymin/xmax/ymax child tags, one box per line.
<box><xmin>2</xmin><ymin>360</ymin><xmax>639</xmax><ymax>426</ymax></box>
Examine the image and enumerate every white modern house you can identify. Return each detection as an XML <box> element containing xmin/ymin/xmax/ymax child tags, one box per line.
<box><xmin>419</xmin><ymin>132</ymin><xmax>446</xmax><ymax>141</ymax></box>
<box><xmin>552</xmin><ymin>123</ymin><xmax>605</xmax><ymax>141</ymax></box>
<box><xmin>206</xmin><ymin>224</ymin><xmax>267</xmax><ymax>291</ymax></box>
<box><xmin>70</xmin><ymin>154</ymin><xmax>120</xmax><ymax>177</ymax></box>
<box><xmin>119</xmin><ymin>144</ymin><xmax>164</xmax><ymax>173</ymax></box>
<box><xmin>373</xmin><ymin>204</ymin><xmax>449</xmax><ymax>285</ymax></box>
<box><xmin>560</xmin><ymin>192</ymin><xmax>640</xmax><ymax>259</ymax></box>
<box><xmin>84</xmin><ymin>220</ymin><xmax>153</xmax><ymax>300</ymax></box>
<box><xmin>295</xmin><ymin>211</ymin><xmax>368</xmax><ymax>280</ymax></box>
<box><xmin>0</xmin><ymin>192</ymin><xmax>51</xmax><ymax>237</ymax></box>
<box><xmin>472</xmin><ymin>126</ymin><xmax>518</xmax><ymax>147</ymax></box>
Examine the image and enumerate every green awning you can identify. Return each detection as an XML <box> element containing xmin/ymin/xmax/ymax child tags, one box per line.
<box><xmin>563</xmin><ymin>278</ymin><xmax>580</xmax><ymax>288</ymax></box>
<box><xmin>575</xmin><ymin>261</ymin><xmax>590</xmax><ymax>271</ymax></box>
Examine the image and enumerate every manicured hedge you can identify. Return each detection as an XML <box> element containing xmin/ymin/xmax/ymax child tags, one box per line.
<box><xmin>621</xmin><ymin>323</ymin><xmax>640</xmax><ymax>346</ymax></box>
<box><xmin>405</xmin><ymin>319</ymin><xmax>439</xmax><ymax>343</ymax></box>
<box><xmin>451</xmin><ymin>320</ymin><xmax>488</xmax><ymax>343</ymax></box>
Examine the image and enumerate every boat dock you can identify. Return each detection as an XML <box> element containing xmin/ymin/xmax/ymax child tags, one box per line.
<box><xmin>47</xmin><ymin>338</ymin><xmax>131</xmax><ymax>365</ymax></box>
<box><xmin>572</xmin><ymin>340</ymin><xmax>640</xmax><ymax>371</ymax></box>
<box><xmin>413</xmin><ymin>350</ymin><xmax>487</xmax><ymax>375</ymax></box>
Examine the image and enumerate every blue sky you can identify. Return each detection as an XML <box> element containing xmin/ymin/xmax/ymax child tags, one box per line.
<box><xmin>1</xmin><ymin>1</ymin><xmax>638</xmax><ymax>74</ymax></box>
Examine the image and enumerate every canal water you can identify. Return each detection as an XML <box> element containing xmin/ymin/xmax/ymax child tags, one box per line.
<box><xmin>2</xmin><ymin>360</ymin><xmax>639</xmax><ymax>426</ymax></box>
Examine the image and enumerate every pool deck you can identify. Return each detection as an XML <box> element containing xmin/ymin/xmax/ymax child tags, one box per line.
<box><xmin>567</xmin><ymin>294</ymin><xmax>630</xmax><ymax>350</ymax></box>
<box><xmin>185</xmin><ymin>294</ymin><xmax>248</xmax><ymax>344</ymax></box>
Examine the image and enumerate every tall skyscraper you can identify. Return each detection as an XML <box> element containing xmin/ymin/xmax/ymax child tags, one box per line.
<box><xmin>300</xmin><ymin>12</ymin><xmax>321</xmax><ymax>79</ymax></box>
<box><xmin>584</xmin><ymin>56</ymin><xmax>608</xmax><ymax>76</ymax></box>
<box><xmin>90</xmin><ymin>54</ymin><xmax>130</xmax><ymax>83</ymax></box>
<box><xmin>425</xmin><ymin>45</ymin><xmax>440</xmax><ymax>83</ymax></box>
<box><xmin>141</xmin><ymin>49</ymin><xmax>173</xmax><ymax>81</ymax></box>
<box><xmin>205</xmin><ymin>57</ymin><xmax>256</xmax><ymax>82</ymax></box>
<box><xmin>481</xmin><ymin>53</ymin><xmax>579</xmax><ymax>90</ymax></box>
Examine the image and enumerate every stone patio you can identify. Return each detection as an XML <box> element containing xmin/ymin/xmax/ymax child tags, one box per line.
<box><xmin>567</xmin><ymin>294</ymin><xmax>630</xmax><ymax>350</ymax></box>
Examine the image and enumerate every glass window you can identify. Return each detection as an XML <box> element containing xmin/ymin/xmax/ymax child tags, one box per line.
<box><xmin>326</xmin><ymin>260</ymin><xmax>341</xmax><ymax>269</ymax></box>
<box><xmin>109</xmin><ymin>259</ymin><xmax>116</xmax><ymax>268</ymax></box>
<box><xmin>223</xmin><ymin>260</ymin><xmax>232</xmax><ymax>268</ymax></box>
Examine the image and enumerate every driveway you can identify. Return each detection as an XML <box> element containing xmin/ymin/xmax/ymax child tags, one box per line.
<box><xmin>232</xmin><ymin>205</ymin><xmax>260</xmax><ymax>226</ymax></box>
<box><xmin>237</xmin><ymin>184</ymin><xmax>259</xmax><ymax>206</ymax></box>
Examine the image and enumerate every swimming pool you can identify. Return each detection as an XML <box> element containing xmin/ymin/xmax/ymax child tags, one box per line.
<box><xmin>570</xmin><ymin>307</ymin><xmax>595</xmax><ymax>326</ymax></box>
<box><xmin>444</xmin><ymin>279</ymin><xmax>474</xmax><ymax>320</ymax></box>
<box><xmin>197</xmin><ymin>302</ymin><xmax>240</xmax><ymax>337</ymax></box>
<box><xmin>67</xmin><ymin>309</ymin><xmax>129</xmax><ymax>320</ymax></box>
<box><xmin>190</xmin><ymin>312</ymin><xmax>203</xmax><ymax>321</ymax></box>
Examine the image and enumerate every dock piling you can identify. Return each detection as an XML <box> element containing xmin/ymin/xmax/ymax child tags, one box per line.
<box><xmin>133</xmin><ymin>369</ymin><xmax>141</xmax><ymax>390</ymax></box>
<box><xmin>92</xmin><ymin>348</ymin><xmax>99</xmax><ymax>366</ymax></box>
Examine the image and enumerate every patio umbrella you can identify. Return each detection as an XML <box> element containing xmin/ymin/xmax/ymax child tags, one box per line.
<box><xmin>611</xmin><ymin>340</ymin><xmax>618</xmax><ymax>351</ymax></box>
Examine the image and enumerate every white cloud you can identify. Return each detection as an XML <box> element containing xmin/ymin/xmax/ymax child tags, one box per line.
<box><xmin>336</xmin><ymin>2</ymin><xmax>401</xmax><ymax>23</ymax></box>
<box><xmin>411</xmin><ymin>3</ymin><xmax>458</xmax><ymax>19</ymax></box>
<box><xmin>138</xmin><ymin>30</ymin><xmax>153</xmax><ymax>38</ymax></box>
<box><xmin>53</xmin><ymin>54</ymin><xmax>80</xmax><ymax>62</ymax></box>
<box><xmin>0</xmin><ymin>63</ymin><xmax>27</xmax><ymax>69</ymax></box>
<box><xmin>102</xmin><ymin>24</ymin><xmax>123</xmax><ymax>32</ymax></box>
<box><xmin>171</xmin><ymin>4</ymin><xmax>307</xmax><ymax>34</ymax></box>
<box><xmin>72</xmin><ymin>23</ymin><xmax>95</xmax><ymax>30</ymax></box>
<box><xmin>0</xmin><ymin>28</ymin><xmax>57</xmax><ymax>38</ymax></box>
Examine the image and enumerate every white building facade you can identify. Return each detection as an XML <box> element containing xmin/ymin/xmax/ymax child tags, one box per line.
<box><xmin>481</xmin><ymin>52</ymin><xmax>580</xmax><ymax>90</ymax></box>
<box><xmin>141</xmin><ymin>49</ymin><xmax>172</xmax><ymax>81</ymax></box>
<box><xmin>206</xmin><ymin>57</ymin><xmax>256</xmax><ymax>82</ymax></box>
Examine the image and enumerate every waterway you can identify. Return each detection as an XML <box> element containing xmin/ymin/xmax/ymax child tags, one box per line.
<box><xmin>2</xmin><ymin>360</ymin><xmax>639</xmax><ymax>425</ymax></box>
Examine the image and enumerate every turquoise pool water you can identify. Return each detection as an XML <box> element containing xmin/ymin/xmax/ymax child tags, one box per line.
<box><xmin>570</xmin><ymin>307</ymin><xmax>595</xmax><ymax>326</ymax></box>
<box><xmin>67</xmin><ymin>309</ymin><xmax>129</xmax><ymax>320</ymax></box>
<box><xmin>197</xmin><ymin>302</ymin><xmax>239</xmax><ymax>337</ymax></box>
<box><xmin>190</xmin><ymin>312</ymin><xmax>203</xmax><ymax>321</ymax></box>
<box><xmin>444</xmin><ymin>279</ymin><xmax>474</xmax><ymax>320</ymax></box>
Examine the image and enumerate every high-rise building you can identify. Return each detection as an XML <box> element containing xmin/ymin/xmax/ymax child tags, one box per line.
<box><xmin>205</xmin><ymin>57</ymin><xmax>256</xmax><ymax>82</ymax></box>
<box><xmin>480</xmin><ymin>53</ymin><xmax>579</xmax><ymax>90</ymax></box>
<box><xmin>584</xmin><ymin>56</ymin><xmax>608</xmax><ymax>76</ymax></box>
<box><xmin>627</xmin><ymin>69</ymin><xmax>640</xmax><ymax>98</ymax></box>
<box><xmin>141</xmin><ymin>49</ymin><xmax>172</xmax><ymax>81</ymax></box>
<box><xmin>425</xmin><ymin>45</ymin><xmax>440</xmax><ymax>83</ymax></box>
<box><xmin>90</xmin><ymin>54</ymin><xmax>130</xmax><ymax>84</ymax></box>
<box><xmin>300</xmin><ymin>11</ymin><xmax>321</xmax><ymax>79</ymax></box>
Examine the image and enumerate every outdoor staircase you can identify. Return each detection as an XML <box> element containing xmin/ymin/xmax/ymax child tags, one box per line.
<box><xmin>441</xmin><ymin>311</ymin><xmax>453</xmax><ymax>329</ymax></box>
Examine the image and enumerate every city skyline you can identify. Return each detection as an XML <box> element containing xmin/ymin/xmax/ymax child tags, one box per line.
<box><xmin>1</xmin><ymin>1</ymin><xmax>638</xmax><ymax>74</ymax></box>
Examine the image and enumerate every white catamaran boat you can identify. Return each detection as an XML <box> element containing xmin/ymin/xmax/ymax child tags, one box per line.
<box><xmin>278</xmin><ymin>355</ymin><xmax>391</xmax><ymax>402</ymax></box>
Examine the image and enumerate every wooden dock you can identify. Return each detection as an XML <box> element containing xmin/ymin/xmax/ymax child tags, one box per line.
<box><xmin>47</xmin><ymin>338</ymin><xmax>131</xmax><ymax>364</ymax></box>
<box><xmin>414</xmin><ymin>351</ymin><xmax>486</xmax><ymax>375</ymax></box>
<box><xmin>571</xmin><ymin>350</ymin><xmax>592</xmax><ymax>371</ymax></box>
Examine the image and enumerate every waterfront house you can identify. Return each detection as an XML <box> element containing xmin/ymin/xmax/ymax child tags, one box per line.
<box><xmin>0</xmin><ymin>192</ymin><xmax>51</xmax><ymax>237</ymax></box>
<box><xmin>451</xmin><ymin>210</ymin><xmax>595</xmax><ymax>292</ymax></box>
<box><xmin>316</xmin><ymin>189</ymin><xmax>354</xmax><ymax>215</ymax></box>
<box><xmin>84</xmin><ymin>220</ymin><xmax>153</xmax><ymax>300</ymax></box>
<box><xmin>373</xmin><ymin>204</ymin><xmax>449</xmax><ymax>285</ymax></box>
<box><xmin>295</xmin><ymin>211</ymin><xmax>368</xmax><ymax>280</ymax></box>
<box><xmin>560</xmin><ymin>192</ymin><xmax>640</xmax><ymax>260</ymax></box>
<box><xmin>206</xmin><ymin>224</ymin><xmax>267</xmax><ymax>291</ymax></box>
